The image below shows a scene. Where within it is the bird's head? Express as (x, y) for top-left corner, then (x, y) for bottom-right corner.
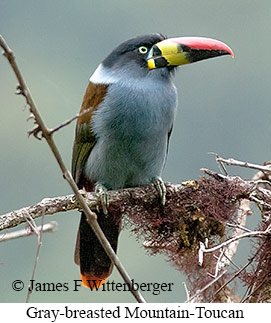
(90, 33), (234, 84)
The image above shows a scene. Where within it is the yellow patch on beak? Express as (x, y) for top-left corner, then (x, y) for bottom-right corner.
(158, 42), (190, 66)
(147, 41), (190, 69)
(162, 52), (190, 66)
(147, 59), (156, 70)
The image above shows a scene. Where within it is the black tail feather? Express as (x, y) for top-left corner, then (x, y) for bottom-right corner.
(75, 211), (121, 279)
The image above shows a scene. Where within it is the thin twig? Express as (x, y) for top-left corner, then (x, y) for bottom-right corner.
(241, 276), (269, 303)
(0, 34), (145, 303)
(185, 270), (227, 303)
(211, 256), (255, 302)
(216, 156), (271, 173)
(25, 216), (40, 236)
(0, 221), (58, 242)
(250, 192), (271, 209)
(26, 213), (45, 303)
(182, 282), (190, 301)
(219, 252), (240, 270)
(48, 108), (92, 135)
(199, 228), (270, 255)
(226, 222), (252, 233)
(208, 249), (225, 278)
(212, 153), (228, 175)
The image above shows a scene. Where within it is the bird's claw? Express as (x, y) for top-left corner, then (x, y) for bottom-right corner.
(95, 183), (109, 215)
(153, 177), (166, 206)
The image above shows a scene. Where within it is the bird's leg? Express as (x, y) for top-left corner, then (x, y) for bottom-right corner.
(152, 176), (166, 206)
(95, 183), (109, 215)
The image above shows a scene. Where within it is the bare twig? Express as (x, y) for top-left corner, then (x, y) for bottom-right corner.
(226, 222), (252, 233)
(0, 221), (58, 242)
(209, 249), (225, 278)
(211, 256), (255, 302)
(241, 276), (269, 303)
(182, 282), (190, 301)
(249, 192), (271, 208)
(216, 156), (271, 173)
(185, 270), (227, 303)
(199, 228), (270, 255)
(26, 213), (45, 303)
(211, 152), (228, 175)
(48, 108), (92, 135)
(0, 34), (145, 303)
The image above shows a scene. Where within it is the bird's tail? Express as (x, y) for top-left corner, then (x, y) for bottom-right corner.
(74, 211), (121, 289)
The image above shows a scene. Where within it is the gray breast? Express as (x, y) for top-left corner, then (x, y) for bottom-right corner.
(84, 78), (177, 189)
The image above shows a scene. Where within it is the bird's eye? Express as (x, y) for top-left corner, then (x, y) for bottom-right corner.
(138, 46), (148, 54)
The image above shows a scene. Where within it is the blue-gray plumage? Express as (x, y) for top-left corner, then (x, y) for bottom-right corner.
(72, 33), (234, 288)
(84, 67), (177, 189)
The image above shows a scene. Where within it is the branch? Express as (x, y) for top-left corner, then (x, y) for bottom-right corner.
(0, 184), (161, 231)
(48, 108), (92, 135)
(0, 174), (260, 232)
(3, 167), (270, 303)
(199, 227), (270, 255)
(0, 221), (58, 242)
(212, 256), (256, 302)
(185, 270), (227, 303)
(26, 213), (45, 303)
(0, 34), (145, 303)
(216, 155), (271, 173)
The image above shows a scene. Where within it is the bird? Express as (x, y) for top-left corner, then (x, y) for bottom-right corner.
(72, 33), (234, 289)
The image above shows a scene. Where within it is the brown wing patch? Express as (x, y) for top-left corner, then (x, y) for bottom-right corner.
(72, 82), (108, 187)
(78, 82), (108, 125)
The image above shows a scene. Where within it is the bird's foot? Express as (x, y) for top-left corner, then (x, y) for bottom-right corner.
(95, 183), (109, 215)
(152, 176), (166, 206)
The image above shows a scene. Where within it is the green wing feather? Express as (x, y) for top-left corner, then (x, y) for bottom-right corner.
(72, 123), (96, 185)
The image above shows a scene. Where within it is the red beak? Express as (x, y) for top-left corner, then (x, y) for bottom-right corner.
(169, 37), (234, 57)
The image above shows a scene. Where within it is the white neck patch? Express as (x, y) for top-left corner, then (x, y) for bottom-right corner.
(89, 63), (174, 92)
(89, 64), (120, 84)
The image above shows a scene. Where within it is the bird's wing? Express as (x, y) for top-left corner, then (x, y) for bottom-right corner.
(72, 81), (108, 186)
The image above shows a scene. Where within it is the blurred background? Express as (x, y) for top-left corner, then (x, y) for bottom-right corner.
(0, 0), (270, 302)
